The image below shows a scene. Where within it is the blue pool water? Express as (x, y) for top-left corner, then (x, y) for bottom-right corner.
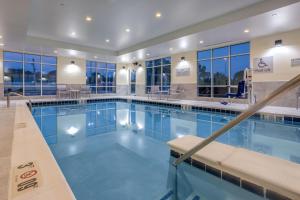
(32, 101), (300, 200)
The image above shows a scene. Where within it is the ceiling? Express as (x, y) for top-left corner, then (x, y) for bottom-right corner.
(27, 0), (261, 51)
(1, 0), (300, 63)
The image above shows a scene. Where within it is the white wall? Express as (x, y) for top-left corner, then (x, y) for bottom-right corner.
(251, 28), (300, 82)
(171, 51), (197, 84)
(0, 49), (3, 84)
(57, 56), (86, 85)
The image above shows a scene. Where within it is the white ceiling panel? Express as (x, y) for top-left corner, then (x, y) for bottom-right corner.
(27, 0), (262, 51)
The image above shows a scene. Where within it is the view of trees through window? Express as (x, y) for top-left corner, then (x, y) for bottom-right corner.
(145, 57), (171, 93)
(3, 51), (57, 96)
(86, 61), (116, 93)
(197, 42), (250, 97)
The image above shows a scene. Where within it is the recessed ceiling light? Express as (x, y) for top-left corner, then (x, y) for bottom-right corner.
(244, 29), (250, 33)
(155, 12), (162, 18)
(105, 39), (110, 43)
(169, 47), (173, 51)
(272, 13), (277, 17)
(0, 43), (4, 46)
(146, 53), (150, 56)
(71, 32), (76, 37)
(85, 16), (92, 22)
(125, 28), (131, 33)
(199, 40), (204, 44)
(94, 56), (98, 59)
(54, 50), (58, 54)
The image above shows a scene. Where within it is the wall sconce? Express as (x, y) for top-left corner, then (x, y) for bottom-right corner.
(181, 56), (185, 61)
(275, 39), (282, 47)
(122, 66), (126, 69)
(70, 60), (75, 64)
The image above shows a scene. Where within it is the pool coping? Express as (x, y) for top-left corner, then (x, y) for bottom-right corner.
(168, 135), (300, 200)
(8, 105), (75, 200)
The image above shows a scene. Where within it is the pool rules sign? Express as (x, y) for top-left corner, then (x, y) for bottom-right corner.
(12, 161), (42, 197)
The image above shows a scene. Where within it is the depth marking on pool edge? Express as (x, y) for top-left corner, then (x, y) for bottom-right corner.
(12, 161), (42, 197)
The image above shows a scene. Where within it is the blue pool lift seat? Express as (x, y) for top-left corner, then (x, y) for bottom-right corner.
(226, 80), (246, 98)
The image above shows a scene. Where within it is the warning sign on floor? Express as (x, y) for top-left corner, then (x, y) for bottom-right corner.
(12, 161), (42, 197)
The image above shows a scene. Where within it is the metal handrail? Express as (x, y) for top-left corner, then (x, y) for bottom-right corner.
(6, 92), (33, 111)
(174, 73), (300, 166)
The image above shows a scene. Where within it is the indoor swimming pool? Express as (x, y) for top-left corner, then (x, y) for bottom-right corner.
(31, 100), (300, 200)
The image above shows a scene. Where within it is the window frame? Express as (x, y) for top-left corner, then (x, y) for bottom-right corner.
(86, 60), (116, 94)
(3, 51), (57, 96)
(145, 57), (171, 94)
(197, 42), (250, 98)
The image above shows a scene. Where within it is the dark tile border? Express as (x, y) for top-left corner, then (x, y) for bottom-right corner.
(29, 97), (300, 125)
(170, 150), (292, 200)
(241, 180), (264, 197)
(266, 190), (292, 200)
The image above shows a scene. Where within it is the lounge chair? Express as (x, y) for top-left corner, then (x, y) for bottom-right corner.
(166, 86), (184, 100)
(148, 85), (160, 99)
(57, 85), (69, 99)
(80, 86), (92, 98)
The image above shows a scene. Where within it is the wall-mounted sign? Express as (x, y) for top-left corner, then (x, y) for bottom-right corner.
(12, 161), (42, 197)
(176, 61), (190, 76)
(291, 58), (300, 67)
(253, 56), (273, 73)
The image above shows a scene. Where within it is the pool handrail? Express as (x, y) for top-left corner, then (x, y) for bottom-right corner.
(174, 73), (300, 166)
(6, 92), (33, 111)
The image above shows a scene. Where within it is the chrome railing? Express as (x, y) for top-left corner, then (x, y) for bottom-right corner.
(174, 73), (300, 166)
(6, 92), (33, 111)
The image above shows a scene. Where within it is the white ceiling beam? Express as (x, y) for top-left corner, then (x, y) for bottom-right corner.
(26, 36), (117, 56)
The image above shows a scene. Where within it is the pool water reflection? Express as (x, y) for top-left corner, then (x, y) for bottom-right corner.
(31, 101), (300, 200)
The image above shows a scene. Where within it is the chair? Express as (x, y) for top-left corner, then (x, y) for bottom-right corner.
(57, 85), (69, 99)
(166, 86), (184, 100)
(80, 86), (92, 98)
(226, 81), (246, 99)
(148, 85), (160, 99)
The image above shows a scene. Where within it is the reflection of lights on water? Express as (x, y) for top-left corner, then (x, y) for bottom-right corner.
(97, 111), (100, 115)
(69, 144), (78, 154)
(136, 122), (144, 130)
(137, 137), (144, 148)
(176, 134), (185, 138)
(119, 119), (128, 126)
(120, 134), (129, 144)
(66, 126), (79, 136)
(88, 122), (94, 126)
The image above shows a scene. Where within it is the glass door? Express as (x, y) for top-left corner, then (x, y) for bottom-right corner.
(130, 69), (136, 95)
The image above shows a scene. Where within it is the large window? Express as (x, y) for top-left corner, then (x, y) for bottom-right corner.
(197, 42), (250, 97)
(145, 57), (171, 93)
(3, 51), (57, 96)
(86, 61), (116, 94)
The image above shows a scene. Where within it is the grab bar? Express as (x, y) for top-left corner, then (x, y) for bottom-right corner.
(6, 92), (33, 111)
(174, 73), (300, 166)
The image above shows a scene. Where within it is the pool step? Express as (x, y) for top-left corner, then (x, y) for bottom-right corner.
(168, 135), (300, 200)
(185, 193), (201, 200)
(159, 189), (173, 200)
(158, 189), (201, 200)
